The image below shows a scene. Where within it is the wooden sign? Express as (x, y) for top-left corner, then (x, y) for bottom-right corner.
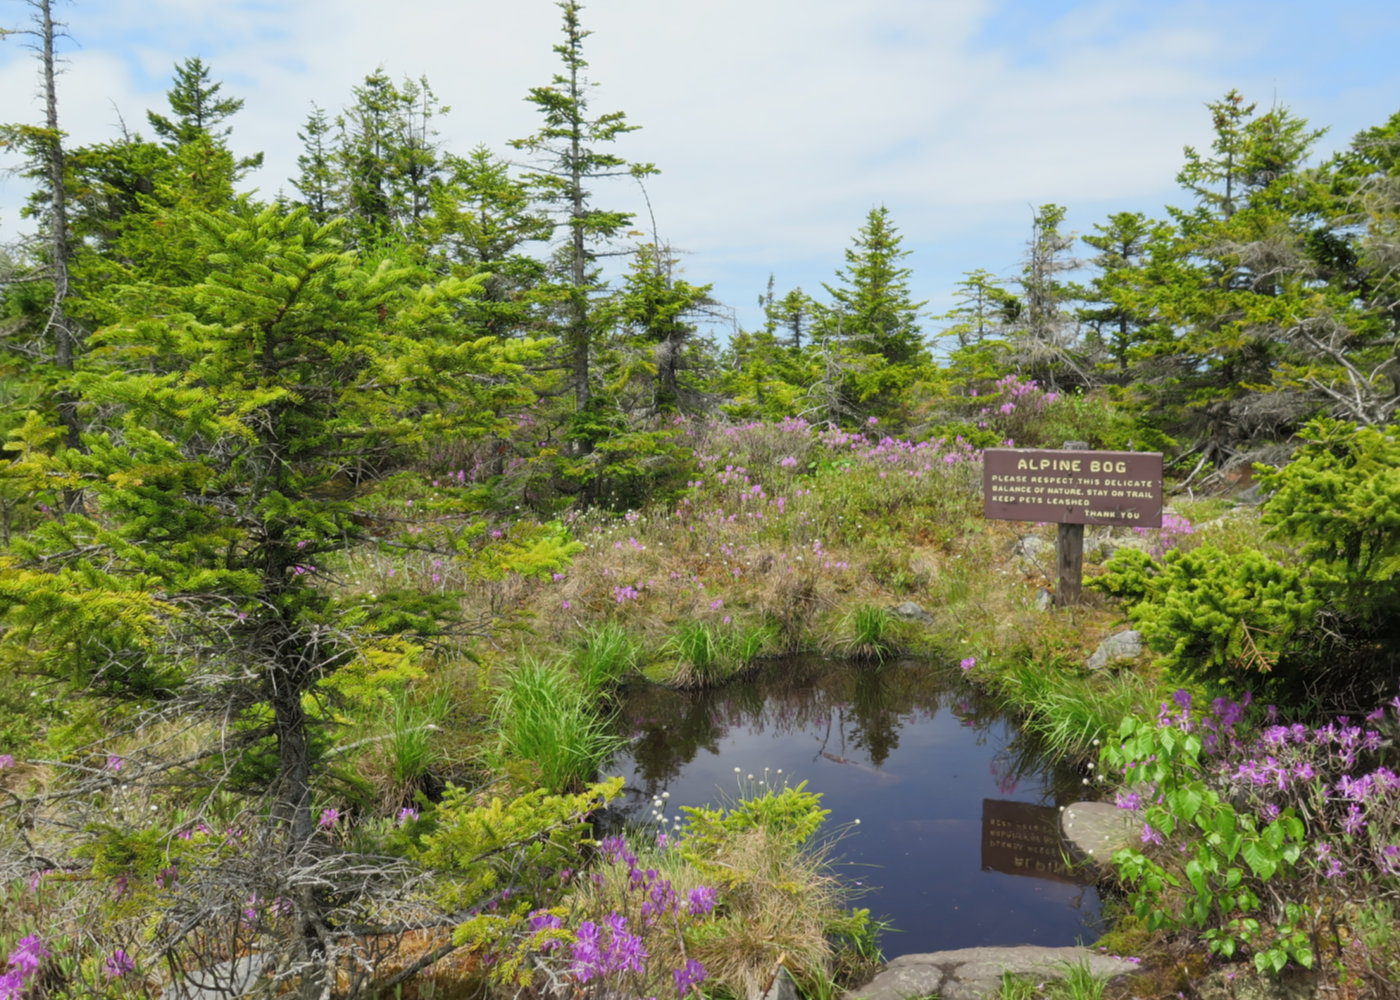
(983, 448), (1163, 529)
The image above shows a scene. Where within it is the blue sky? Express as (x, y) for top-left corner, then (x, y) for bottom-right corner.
(4, 0), (1399, 339)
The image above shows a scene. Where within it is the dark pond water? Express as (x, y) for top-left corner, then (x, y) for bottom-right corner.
(605, 657), (1103, 956)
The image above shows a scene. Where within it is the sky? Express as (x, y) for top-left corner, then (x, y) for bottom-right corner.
(4, 0), (1400, 339)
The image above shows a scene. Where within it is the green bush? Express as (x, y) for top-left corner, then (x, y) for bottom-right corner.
(1090, 419), (1400, 701)
(1092, 544), (1319, 687)
(1258, 418), (1400, 620)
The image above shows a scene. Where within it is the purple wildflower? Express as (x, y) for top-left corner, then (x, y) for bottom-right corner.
(8, 936), (48, 975)
(673, 958), (707, 996)
(687, 885), (718, 916)
(103, 949), (136, 979)
(570, 921), (605, 982)
(529, 910), (564, 952)
(1342, 803), (1368, 836)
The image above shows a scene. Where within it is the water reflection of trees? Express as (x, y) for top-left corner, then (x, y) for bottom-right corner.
(614, 657), (975, 797)
(610, 657), (1091, 811)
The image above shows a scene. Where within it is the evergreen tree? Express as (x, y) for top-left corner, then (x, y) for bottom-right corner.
(423, 145), (552, 338)
(1078, 212), (1175, 379)
(1159, 93), (1331, 461)
(511, 0), (656, 414)
(938, 268), (1018, 351)
(292, 102), (337, 224)
(1177, 89), (1325, 222)
(146, 56), (263, 177)
(1012, 203), (1085, 388)
(822, 205), (926, 366)
(0, 203), (544, 983)
(0, 0), (83, 471)
(335, 70), (447, 247)
(614, 243), (714, 412)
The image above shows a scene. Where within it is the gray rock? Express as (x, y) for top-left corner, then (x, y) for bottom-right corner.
(889, 601), (934, 625)
(1013, 535), (1053, 570)
(1033, 588), (1053, 612)
(1086, 630), (1142, 671)
(759, 964), (799, 1000)
(847, 946), (1140, 1000)
(161, 954), (270, 999)
(1060, 801), (1137, 869)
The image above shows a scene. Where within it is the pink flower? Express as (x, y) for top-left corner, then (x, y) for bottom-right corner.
(959, 657), (976, 671)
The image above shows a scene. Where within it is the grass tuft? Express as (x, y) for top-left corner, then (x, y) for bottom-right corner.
(571, 621), (642, 695)
(665, 619), (776, 688)
(827, 604), (897, 663)
(491, 657), (623, 792)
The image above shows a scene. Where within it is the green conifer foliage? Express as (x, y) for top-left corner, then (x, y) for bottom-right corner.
(0, 204), (543, 845)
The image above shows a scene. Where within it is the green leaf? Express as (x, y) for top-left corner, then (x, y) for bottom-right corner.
(1241, 841), (1278, 880)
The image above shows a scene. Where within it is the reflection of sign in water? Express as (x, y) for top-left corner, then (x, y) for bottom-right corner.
(981, 799), (1091, 886)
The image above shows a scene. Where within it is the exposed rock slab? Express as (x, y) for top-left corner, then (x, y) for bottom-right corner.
(161, 954), (269, 999)
(847, 946), (1139, 1000)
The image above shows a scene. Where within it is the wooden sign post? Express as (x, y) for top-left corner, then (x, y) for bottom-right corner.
(982, 443), (1163, 607)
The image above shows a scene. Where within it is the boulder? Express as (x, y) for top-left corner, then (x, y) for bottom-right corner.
(1086, 630), (1142, 671)
(1060, 801), (1137, 869)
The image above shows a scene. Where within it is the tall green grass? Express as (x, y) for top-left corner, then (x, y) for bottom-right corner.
(827, 604), (897, 663)
(492, 657), (623, 792)
(994, 658), (1156, 758)
(384, 687), (450, 787)
(664, 619), (776, 688)
(571, 621), (642, 695)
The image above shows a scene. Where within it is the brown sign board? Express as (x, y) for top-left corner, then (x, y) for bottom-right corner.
(981, 798), (1091, 886)
(983, 448), (1163, 528)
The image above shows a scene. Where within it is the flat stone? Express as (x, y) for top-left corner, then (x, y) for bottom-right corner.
(847, 946), (1140, 1000)
(161, 954), (270, 999)
(1086, 630), (1143, 671)
(1060, 801), (1138, 868)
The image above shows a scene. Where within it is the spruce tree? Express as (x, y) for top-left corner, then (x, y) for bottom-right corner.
(511, 0), (656, 414)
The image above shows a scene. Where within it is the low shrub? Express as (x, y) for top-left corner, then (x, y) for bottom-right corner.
(1103, 689), (1400, 976)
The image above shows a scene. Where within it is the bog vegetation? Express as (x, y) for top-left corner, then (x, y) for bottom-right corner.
(1, 1), (1399, 998)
